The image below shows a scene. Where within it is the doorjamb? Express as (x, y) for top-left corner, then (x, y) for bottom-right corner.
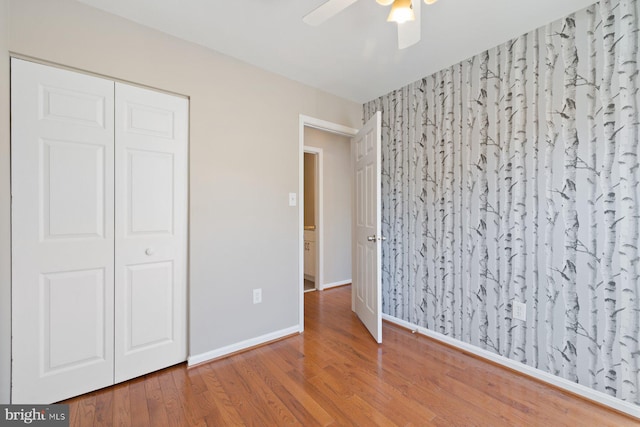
(298, 115), (358, 332)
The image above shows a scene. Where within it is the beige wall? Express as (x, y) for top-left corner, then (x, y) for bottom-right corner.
(304, 127), (352, 286)
(0, 0), (10, 405)
(304, 153), (316, 227)
(0, 0), (361, 400)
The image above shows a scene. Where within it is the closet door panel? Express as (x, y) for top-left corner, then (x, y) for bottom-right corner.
(126, 149), (174, 235)
(11, 59), (115, 404)
(114, 83), (188, 383)
(44, 139), (106, 238)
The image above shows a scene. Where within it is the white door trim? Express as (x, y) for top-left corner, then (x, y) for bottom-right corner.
(298, 115), (358, 332)
(303, 146), (323, 291)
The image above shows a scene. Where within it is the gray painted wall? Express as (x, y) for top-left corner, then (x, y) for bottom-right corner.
(0, 0), (361, 401)
(0, 0), (11, 405)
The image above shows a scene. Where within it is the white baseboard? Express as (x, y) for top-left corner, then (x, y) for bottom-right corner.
(321, 279), (351, 290)
(187, 325), (300, 366)
(382, 313), (640, 419)
(304, 274), (315, 282)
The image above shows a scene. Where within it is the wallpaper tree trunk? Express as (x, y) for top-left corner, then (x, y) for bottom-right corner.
(585, 4), (599, 389)
(464, 57), (477, 342)
(531, 28), (541, 370)
(502, 41), (515, 358)
(560, 14), (580, 384)
(437, 72), (447, 334)
(544, 21), (560, 377)
(619, 0), (640, 404)
(478, 51), (490, 350)
(598, 0), (619, 397)
(457, 63), (465, 341)
(513, 34), (528, 364)
(430, 74), (439, 328)
(491, 46), (503, 354)
(444, 67), (456, 337)
(365, 0), (640, 407)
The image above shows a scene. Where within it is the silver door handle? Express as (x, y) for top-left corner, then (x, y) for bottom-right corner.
(367, 235), (386, 242)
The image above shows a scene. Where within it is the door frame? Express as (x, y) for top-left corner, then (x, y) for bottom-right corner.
(298, 115), (358, 332)
(303, 146), (322, 292)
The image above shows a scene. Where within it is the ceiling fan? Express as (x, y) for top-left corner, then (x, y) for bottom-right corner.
(303, 0), (439, 49)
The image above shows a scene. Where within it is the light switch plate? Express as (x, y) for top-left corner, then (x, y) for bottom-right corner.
(289, 192), (297, 206)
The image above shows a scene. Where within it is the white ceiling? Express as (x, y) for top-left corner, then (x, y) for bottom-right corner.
(75, 0), (596, 103)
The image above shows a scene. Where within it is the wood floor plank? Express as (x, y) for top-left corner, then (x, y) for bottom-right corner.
(213, 358), (282, 426)
(143, 376), (170, 427)
(63, 285), (640, 426)
(156, 368), (188, 427)
(167, 367), (206, 427)
(127, 378), (150, 427)
(250, 347), (334, 426)
(305, 370), (379, 426)
(330, 359), (437, 424)
(194, 364), (244, 425)
(70, 392), (96, 427)
(232, 352), (304, 425)
(111, 383), (131, 427)
(282, 368), (357, 426)
(66, 399), (79, 427)
(92, 388), (114, 427)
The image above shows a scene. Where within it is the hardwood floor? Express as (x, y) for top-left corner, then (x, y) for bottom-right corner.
(64, 286), (639, 426)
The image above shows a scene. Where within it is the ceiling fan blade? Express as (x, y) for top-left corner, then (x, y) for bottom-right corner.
(397, 0), (421, 49)
(303, 0), (360, 26)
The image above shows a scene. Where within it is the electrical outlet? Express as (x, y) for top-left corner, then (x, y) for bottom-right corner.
(513, 300), (526, 322)
(288, 192), (297, 206)
(253, 288), (262, 304)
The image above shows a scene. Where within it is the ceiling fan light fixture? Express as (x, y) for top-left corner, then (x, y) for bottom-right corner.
(376, 0), (394, 5)
(424, 0), (438, 4)
(387, 0), (415, 24)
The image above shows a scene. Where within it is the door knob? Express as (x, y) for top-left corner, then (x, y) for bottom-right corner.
(145, 248), (155, 256)
(367, 235), (386, 242)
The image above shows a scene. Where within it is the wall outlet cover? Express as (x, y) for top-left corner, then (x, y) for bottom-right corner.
(253, 288), (262, 304)
(513, 301), (526, 322)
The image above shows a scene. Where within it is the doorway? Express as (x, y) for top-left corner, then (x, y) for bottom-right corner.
(298, 115), (359, 331)
(303, 150), (321, 293)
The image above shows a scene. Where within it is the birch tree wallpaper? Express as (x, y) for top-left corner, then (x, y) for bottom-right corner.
(363, 0), (640, 405)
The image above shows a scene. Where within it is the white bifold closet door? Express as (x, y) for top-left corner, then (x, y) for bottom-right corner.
(114, 82), (187, 384)
(11, 59), (187, 404)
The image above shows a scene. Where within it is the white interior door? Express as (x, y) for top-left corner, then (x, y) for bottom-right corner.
(352, 112), (382, 343)
(114, 83), (188, 383)
(11, 58), (115, 403)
